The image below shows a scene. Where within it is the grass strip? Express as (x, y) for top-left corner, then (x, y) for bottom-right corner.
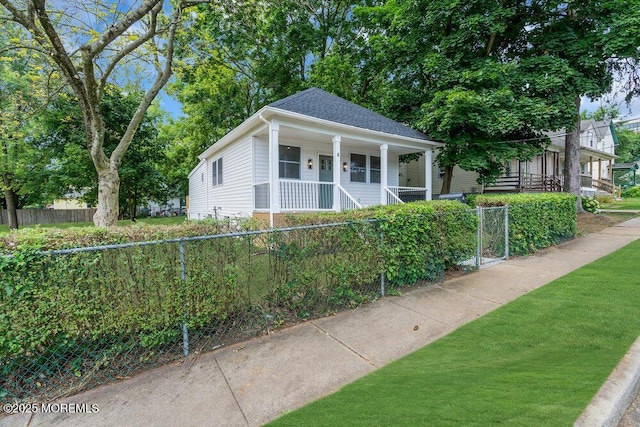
(270, 239), (640, 426)
(600, 197), (640, 210)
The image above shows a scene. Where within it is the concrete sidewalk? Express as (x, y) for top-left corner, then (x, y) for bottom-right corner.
(4, 218), (640, 427)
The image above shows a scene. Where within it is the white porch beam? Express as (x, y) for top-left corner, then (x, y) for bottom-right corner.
(380, 144), (388, 205)
(269, 120), (281, 226)
(333, 135), (341, 211)
(425, 148), (433, 200)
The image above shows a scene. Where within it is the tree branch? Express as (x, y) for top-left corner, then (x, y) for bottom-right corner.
(98, 1), (163, 97)
(110, 3), (181, 166)
(88, 0), (162, 57)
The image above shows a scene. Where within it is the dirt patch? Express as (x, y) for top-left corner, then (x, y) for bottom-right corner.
(577, 212), (639, 236)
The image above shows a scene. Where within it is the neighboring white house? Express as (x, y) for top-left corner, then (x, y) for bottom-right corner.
(401, 119), (618, 196)
(187, 88), (442, 226)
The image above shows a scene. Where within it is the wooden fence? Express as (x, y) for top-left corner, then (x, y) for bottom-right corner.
(0, 209), (97, 226)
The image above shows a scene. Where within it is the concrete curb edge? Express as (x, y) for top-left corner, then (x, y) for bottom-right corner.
(575, 336), (640, 427)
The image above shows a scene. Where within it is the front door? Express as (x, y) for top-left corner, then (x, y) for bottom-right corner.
(319, 155), (333, 209)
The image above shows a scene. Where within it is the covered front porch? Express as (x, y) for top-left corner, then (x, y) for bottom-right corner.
(485, 148), (619, 196)
(251, 118), (436, 225)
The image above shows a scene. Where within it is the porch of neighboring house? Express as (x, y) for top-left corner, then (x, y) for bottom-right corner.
(484, 149), (620, 196)
(250, 121), (434, 225)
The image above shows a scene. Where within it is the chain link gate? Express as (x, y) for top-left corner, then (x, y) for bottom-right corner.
(475, 206), (509, 267)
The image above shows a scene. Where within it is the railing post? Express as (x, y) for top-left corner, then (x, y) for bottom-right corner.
(504, 206), (509, 260)
(476, 207), (481, 269)
(179, 240), (189, 357)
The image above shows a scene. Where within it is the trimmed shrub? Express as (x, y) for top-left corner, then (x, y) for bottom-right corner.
(474, 193), (577, 255)
(581, 196), (599, 213)
(284, 201), (478, 285)
(0, 217), (259, 253)
(622, 186), (640, 198)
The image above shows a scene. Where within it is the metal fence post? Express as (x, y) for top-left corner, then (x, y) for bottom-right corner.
(179, 240), (189, 357)
(380, 230), (385, 297)
(476, 207), (481, 268)
(504, 205), (509, 260)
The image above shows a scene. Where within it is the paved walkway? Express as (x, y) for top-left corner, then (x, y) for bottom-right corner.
(3, 218), (640, 427)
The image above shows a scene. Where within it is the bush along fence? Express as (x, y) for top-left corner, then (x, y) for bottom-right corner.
(473, 193), (577, 256)
(0, 196), (575, 405)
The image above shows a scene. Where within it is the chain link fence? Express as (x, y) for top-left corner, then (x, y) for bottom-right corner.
(1, 207), (507, 406)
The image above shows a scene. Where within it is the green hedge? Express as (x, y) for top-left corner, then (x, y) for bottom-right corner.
(0, 202), (477, 402)
(473, 193), (577, 255)
(2, 196), (577, 401)
(284, 201), (478, 285)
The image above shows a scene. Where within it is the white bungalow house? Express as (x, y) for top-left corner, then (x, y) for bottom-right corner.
(401, 119), (618, 197)
(187, 88), (442, 226)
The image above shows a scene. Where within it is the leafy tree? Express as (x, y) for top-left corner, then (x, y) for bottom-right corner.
(0, 0), (197, 226)
(0, 23), (61, 228)
(39, 88), (169, 220)
(614, 128), (640, 164)
(165, 0), (365, 188)
(581, 105), (620, 121)
(522, 0), (640, 208)
(357, 0), (575, 193)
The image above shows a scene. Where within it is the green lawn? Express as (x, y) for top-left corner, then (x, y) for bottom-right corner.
(0, 215), (186, 234)
(599, 197), (640, 210)
(269, 239), (640, 426)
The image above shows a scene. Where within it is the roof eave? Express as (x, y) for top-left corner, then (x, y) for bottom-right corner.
(268, 107), (443, 148)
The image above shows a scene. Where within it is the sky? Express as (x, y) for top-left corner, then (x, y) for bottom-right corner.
(582, 95), (640, 121)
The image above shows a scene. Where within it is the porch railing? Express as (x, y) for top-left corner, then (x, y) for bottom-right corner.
(591, 177), (621, 197)
(385, 186), (429, 204)
(253, 180), (364, 211)
(338, 185), (362, 210)
(279, 180), (334, 211)
(485, 173), (563, 193)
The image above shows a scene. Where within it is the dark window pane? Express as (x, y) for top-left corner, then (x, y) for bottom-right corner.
(217, 158), (223, 185)
(350, 153), (366, 182)
(279, 145), (301, 179)
(370, 156), (381, 183)
(279, 145), (300, 162)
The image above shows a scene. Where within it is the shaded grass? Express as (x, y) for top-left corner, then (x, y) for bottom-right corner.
(600, 197), (640, 210)
(270, 240), (640, 426)
(0, 216), (186, 234)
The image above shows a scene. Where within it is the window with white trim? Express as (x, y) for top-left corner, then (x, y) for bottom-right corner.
(350, 153), (366, 182)
(279, 145), (301, 179)
(212, 157), (223, 186)
(370, 156), (381, 183)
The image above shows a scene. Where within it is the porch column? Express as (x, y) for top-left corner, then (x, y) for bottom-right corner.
(269, 120), (280, 226)
(598, 159), (602, 179)
(608, 159), (612, 180)
(332, 135), (341, 211)
(424, 148), (433, 200)
(380, 144), (388, 205)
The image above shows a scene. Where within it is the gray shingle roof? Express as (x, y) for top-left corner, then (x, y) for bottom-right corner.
(269, 88), (428, 140)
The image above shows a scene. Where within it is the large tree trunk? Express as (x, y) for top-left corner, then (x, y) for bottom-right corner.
(3, 186), (19, 230)
(564, 95), (583, 212)
(440, 165), (454, 194)
(93, 167), (120, 227)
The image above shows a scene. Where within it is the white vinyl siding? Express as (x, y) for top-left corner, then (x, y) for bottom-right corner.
(187, 162), (208, 219)
(207, 137), (253, 218)
(253, 137), (269, 182)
